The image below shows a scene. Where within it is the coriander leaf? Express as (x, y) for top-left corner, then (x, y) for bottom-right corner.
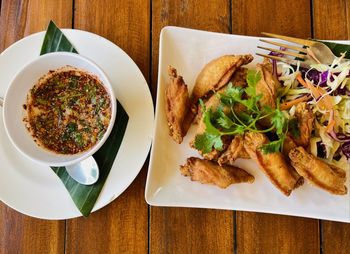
(240, 97), (256, 111)
(246, 69), (261, 97)
(194, 133), (223, 154)
(237, 112), (254, 124)
(289, 118), (300, 138)
(195, 107), (227, 153)
(262, 105), (273, 114)
(216, 108), (235, 129)
(203, 110), (221, 135)
(271, 109), (286, 135)
(225, 83), (243, 99)
(220, 84), (243, 106)
(260, 139), (283, 154)
(221, 124), (246, 135)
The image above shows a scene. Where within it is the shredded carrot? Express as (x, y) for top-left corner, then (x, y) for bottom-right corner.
(296, 73), (333, 110)
(280, 94), (311, 110)
(326, 109), (335, 133)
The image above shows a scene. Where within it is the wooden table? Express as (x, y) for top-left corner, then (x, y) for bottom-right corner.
(0, 1), (349, 253)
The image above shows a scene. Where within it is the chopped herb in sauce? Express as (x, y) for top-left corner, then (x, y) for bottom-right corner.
(24, 66), (112, 154)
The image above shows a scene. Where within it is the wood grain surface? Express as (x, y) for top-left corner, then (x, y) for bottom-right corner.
(65, 1), (150, 253)
(313, 0), (350, 40)
(231, 0), (311, 38)
(236, 212), (319, 254)
(0, 0), (71, 253)
(151, 0), (230, 97)
(0, 1), (350, 254)
(150, 1), (234, 254)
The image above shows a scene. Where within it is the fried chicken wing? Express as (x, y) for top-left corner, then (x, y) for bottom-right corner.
(255, 59), (281, 109)
(192, 54), (253, 102)
(229, 67), (248, 88)
(244, 132), (303, 196)
(218, 135), (250, 166)
(180, 157), (254, 188)
(289, 147), (347, 195)
(292, 103), (314, 147)
(165, 66), (194, 143)
(282, 135), (298, 158)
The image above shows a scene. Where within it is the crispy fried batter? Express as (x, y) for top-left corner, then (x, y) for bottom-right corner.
(192, 55), (253, 102)
(281, 135), (304, 188)
(180, 157), (254, 188)
(165, 66), (194, 143)
(229, 67), (248, 88)
(292, 103), (314, 147)
(218, 135), (250, 166)
(282, 135), (298, 158)
(244, 132), (303, 196)
(289, 147), (347, 195)
(255, 59), (281, 109)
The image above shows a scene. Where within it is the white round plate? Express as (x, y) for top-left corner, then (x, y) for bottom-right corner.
(0, 29), (154, 220)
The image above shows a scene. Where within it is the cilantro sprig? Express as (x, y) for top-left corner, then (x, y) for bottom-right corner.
(194, 69), (289, 154)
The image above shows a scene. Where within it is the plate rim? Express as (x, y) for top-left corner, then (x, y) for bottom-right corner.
(145, 25), (350, 222)
(0, 29), (154, 220)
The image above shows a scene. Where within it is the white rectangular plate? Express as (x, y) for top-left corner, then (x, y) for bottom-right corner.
(145, 26), (350, 222)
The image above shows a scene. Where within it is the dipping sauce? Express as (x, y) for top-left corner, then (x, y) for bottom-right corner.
(23, 66), (112, 154)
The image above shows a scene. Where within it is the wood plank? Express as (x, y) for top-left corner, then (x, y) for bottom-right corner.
(313, 1), (350, 253)
(232, 0), (311, 37)
(151, 0), (231, 98)
(66, 1), (150, 253)
(0, 0), (71, 253)
(150, 1), (234, 253)
(232, 1), (320, 253)
(151, 208), (234, 253)
(0, 0), (72, 50)
(313, 0), (349, 40)
(66, 168), (148, 253)
(237, 212), (319, 254)
(74, 0), (150, 81)
(0, 206), (65, 254)
(322, 221), (350, 254)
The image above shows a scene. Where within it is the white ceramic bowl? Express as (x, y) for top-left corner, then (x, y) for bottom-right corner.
(3, 52), (117, 167)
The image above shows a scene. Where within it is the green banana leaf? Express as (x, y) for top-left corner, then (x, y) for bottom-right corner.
(42, 20), (129, 217)
(320, 41), (350, 59)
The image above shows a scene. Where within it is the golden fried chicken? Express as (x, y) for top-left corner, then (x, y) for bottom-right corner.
(192, 54), (253, 103)
(229, 67), (248, 88)
(180, 157), (254, 188)
(292, 103), (314, 147)
(244, 132), (303, 196)
(282, 135), (298, 158)
(289, 147), (347, 195)
(255, 59), (281, 109)
(218, 135), (250, 166)
(165, 66), (194, 143)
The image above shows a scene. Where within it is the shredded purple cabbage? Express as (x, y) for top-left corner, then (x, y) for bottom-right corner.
(269, 47), (287, 78)
(341, 142), (350, 159)
(316, 141), (327, 158)
(296, 66), (350, 95)
(334, 85), (350, 96)
(328, 131), (350, 143)
(268, 47), (286, 57)
(298, 67), (328, 86)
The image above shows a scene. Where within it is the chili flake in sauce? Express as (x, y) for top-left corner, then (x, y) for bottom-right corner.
(24, 66), (112, 154)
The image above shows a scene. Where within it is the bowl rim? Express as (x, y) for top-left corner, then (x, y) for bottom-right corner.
(2, 51), (117, 167)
